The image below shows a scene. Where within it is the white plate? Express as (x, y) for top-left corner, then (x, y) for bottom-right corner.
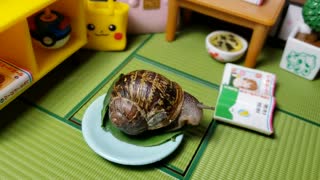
(82, 94), (183, 166)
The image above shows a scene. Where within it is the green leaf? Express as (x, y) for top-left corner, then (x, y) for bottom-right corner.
(104, 117), (183, 147)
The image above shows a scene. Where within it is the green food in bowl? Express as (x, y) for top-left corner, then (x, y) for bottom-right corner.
(209, 33), (243, 52)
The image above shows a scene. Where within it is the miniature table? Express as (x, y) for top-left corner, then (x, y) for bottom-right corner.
(166, 0), (286, 68)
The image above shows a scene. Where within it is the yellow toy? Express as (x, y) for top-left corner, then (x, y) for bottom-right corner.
(84, 0), (129, 51)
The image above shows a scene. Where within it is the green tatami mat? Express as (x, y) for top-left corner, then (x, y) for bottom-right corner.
(21, 35), (150, 118)
(2, 21), (319, 180)
(190, 111), (320, 180)
(137, 26), (226, 85)
(137, 26), (320, 124)
(0, 100), (175, 179)
(72, 58), (218, 173)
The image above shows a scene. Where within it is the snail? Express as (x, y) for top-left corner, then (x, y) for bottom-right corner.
(102, 70), (214, 135)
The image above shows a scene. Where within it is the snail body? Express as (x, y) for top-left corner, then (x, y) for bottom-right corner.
(104, 70), (210, 135)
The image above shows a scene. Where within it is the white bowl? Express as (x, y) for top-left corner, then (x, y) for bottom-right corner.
(205, 31), (248, 63)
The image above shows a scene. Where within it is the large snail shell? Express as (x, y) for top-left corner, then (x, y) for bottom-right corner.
(108, 70), (184, 135)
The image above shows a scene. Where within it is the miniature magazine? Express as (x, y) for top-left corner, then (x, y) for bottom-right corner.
(214, 63), (276, 135)
(0, 58), (32, 105)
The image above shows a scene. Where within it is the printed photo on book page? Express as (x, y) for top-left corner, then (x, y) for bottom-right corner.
(221, 63), (276, 96)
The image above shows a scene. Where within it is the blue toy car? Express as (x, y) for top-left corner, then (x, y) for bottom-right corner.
(28, 10), (71, 48)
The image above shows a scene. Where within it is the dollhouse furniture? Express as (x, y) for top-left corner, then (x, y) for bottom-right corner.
(0, 0), (87, 109)
(166, 0), (286, 68)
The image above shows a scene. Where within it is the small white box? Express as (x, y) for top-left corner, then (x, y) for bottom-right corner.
(280, 25), (320, 80)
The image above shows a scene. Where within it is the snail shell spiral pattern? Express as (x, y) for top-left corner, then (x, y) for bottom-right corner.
(108, 70), (184, 135)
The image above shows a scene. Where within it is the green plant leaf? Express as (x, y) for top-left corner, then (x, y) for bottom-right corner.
(103, 116), (183, 147)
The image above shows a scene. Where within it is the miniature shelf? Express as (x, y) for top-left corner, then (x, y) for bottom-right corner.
(0, 0), (87, 109)
(0, 0), (55, 32)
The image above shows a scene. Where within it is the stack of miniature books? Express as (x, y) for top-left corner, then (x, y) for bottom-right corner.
(0, 58), (32, 105)
(214, 63), (276, 135)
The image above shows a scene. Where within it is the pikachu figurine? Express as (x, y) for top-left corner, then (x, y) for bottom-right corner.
(84, 0), (129, 51)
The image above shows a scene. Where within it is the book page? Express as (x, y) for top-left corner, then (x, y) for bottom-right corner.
(215, 85), (275, 135)
(222, 63), (276, 96)
(214, 63), (277, 135)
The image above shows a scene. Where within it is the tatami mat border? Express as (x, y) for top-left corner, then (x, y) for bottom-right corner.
(159, 166), (184, 179)
(278, 109), (320, 127)
(184, 121), (218, 179)
(20, 97), (78, 129)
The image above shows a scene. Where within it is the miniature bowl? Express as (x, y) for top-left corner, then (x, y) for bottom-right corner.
(205, 30), (248, 63)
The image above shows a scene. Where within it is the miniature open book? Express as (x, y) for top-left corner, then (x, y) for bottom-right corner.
(214, 63), (276, 135)
(0, 58), (32, 105)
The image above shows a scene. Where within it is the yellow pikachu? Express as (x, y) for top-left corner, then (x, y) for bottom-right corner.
(84, 0), (129, 51)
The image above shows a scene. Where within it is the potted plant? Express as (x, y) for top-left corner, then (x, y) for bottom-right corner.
(279, 0), (320, 80)
(303, 0), (320, 33)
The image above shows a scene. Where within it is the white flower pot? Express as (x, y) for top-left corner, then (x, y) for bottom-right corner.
(280, 24), (320, 80)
